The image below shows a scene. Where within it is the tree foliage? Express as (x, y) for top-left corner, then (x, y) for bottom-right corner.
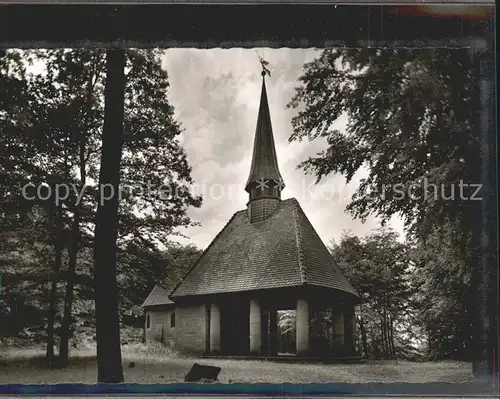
(288, 48), (478, 238)
(0, 49), (202, 365)
(330, 228), (419, 360)
(288, 48), (481, 362)
(408, 223), (472, 360)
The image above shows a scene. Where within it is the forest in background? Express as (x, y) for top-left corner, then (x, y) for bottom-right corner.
(1, 48), (480, 367)
(1, 49), (202, 368)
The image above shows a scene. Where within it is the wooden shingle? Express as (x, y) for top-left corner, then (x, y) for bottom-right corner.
(170, 198), (359, 299)
(142, 285), (175, 308)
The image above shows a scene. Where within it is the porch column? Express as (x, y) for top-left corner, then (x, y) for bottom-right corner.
(344, 305), (356, 354)
(332, 309), (345, 350)
(210, 303), (221, 354)
(296, 299), (309, 356)
(249, 300), (261, 355)
(261, 309), (269, 356)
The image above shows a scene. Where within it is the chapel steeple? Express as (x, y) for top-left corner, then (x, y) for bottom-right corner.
(245, 69), (285, 223)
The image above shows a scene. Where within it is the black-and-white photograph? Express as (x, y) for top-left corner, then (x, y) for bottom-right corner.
(0, 8), (497, 391)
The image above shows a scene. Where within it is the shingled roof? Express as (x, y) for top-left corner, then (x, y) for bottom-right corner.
(170, 198), (359, 299)
(141, 285), (175, 308)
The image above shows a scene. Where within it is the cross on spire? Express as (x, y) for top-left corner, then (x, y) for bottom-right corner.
(256, 50), (271, 77)
(259, 57), (271, 77)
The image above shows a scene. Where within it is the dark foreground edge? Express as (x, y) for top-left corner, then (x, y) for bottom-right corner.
(0, 3), (496, 397)
(0, 5), (494, 48)
(0, 382), (497, 396)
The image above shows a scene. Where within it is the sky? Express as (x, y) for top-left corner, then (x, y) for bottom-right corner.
(161, 48), (405, 250)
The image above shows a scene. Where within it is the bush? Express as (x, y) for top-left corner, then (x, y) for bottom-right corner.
(122, 341), (178, 358)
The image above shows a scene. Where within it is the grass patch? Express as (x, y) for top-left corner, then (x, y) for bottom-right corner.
(0, 344), (474, 384)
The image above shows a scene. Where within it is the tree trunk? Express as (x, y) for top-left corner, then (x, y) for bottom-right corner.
(383, 297), (393, 359)
(46, 247), (62, 366)
(380, 317), (388, 359)
(58, 210), (80, 367)
(370, 328), (379, 359)
(46, 205), (63, 367)
(93, 49), (126, 383)
(378, 308), (387, 360)
(359, 314), (368, 358)
(427, 327), (432, 358)
(389, 312), (396, 359)
(58, 67), (93, 368)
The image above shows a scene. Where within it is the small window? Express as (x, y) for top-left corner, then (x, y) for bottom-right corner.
(170, 312), (175, 328)
(146, 314), (151, 329)
(251, 189), (262, 200)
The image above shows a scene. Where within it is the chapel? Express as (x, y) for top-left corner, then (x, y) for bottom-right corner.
(142, 70), (360, 359)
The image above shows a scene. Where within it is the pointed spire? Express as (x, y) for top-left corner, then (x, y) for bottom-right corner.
(245, 72), (284, 193)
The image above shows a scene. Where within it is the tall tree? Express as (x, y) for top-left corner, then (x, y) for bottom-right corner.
(93, 49), (126, 383)
(288, 49), (478, 237)
(288, 48), (487, 372)
(330, 228), (417, 360)
(408, 223), (473, 361)
(44, 202), (65, 366)
(24, 49), (200, 366)
(50, 50), (104, 366)
(1, 50), (69, 363)
(2, 50), (202, 365)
